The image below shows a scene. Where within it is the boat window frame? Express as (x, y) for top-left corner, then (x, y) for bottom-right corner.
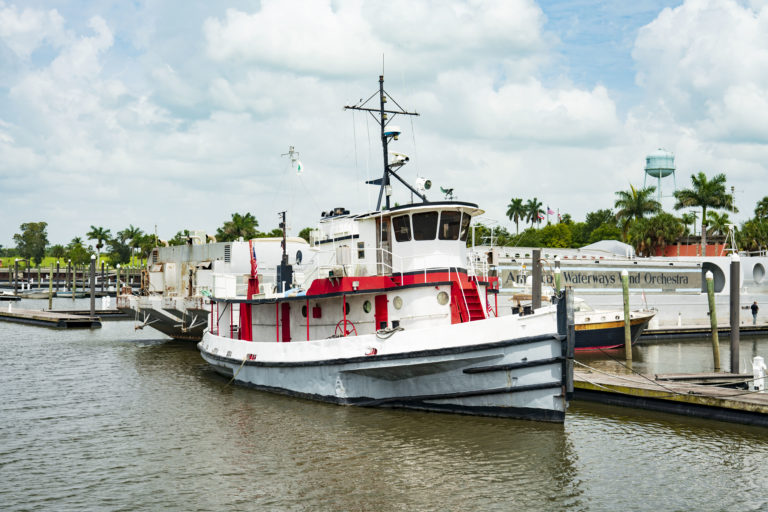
(459, 212), (471, 242)
(392, 214), (412, 242)
(412, 211), (439, 241)
(438, 210), (462, 241)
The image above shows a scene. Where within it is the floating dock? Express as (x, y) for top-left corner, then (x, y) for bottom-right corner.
(56, 309), (130, 321)
(641, 324), (768, 341)
(574, 367), (768, 427)
(0, 308), (101, 328)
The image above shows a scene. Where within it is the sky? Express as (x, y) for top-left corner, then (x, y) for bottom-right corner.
(2, 0), (768, 248)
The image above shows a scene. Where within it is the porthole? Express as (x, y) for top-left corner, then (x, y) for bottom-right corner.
(437, 291), (449, 305)
(363, 300), (372, 313)
(301, 305), (307, 317)
(754, 263), (765, 284)
(345, 302), (351, 315)
(393, 296), (403, 310)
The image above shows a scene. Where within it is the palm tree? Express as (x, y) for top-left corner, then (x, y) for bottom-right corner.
(680, 212), (696, 236)
(614, 185), (661, 241)
(216, 212), (259, 242)
(673, 172), (736, 256)
(755, 196), (768, 220)
(119, 225), (144, 264)
(69, 237), (83, 248)
(506, 198), (526, 234)
(706, 211), (731, 237)
(86, 226), (112, 266)
(525, 198), (544, 227)
(629, 213), (684, 257)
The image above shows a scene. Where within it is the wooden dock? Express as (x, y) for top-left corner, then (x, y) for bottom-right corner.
(55, 309), (130, 321)
(641, 324), (768, 340)
(0, 308), (101, 328)
(574, 366), (768, 427)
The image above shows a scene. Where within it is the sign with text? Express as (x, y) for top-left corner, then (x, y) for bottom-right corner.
(499, 265), (702, 291)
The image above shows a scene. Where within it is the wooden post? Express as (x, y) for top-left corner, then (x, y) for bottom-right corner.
(554, 267), (561, 295)
(566, 287), (575, 398)
(73, 264), (77, 303)
(532, 249), (542, 310)
(37, 265), (41, 288)
(116, 265), (121, 296)
(66, 260), (71, 291)
(13, 259), (18, 295)
(706, 271), (721, 371)
(621, 269), (632, 363)
(101, 262), (105, 293)
(730, 254), (740, 374)
(48, 263), (54, 310)
(89, 255), (96, 318)
(55, 260), (60, 293)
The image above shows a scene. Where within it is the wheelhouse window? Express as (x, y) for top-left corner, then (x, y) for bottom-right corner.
(439, 211), (462, 240)
(459, 213), (471, 242)
(412, 211), (438, 240)
(392, 215), (412, 242)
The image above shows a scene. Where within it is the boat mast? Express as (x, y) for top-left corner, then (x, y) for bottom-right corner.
(345, 75), (425, 210)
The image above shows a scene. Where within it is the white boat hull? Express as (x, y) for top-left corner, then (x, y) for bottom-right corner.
(199, 311), (569, 422)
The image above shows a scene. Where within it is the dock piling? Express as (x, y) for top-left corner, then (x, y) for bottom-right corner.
(532, 249), (542, 310)
(621, 269), (632, 363)
(48, 263), (53, 310)
(730, 254), (741, 374)
(89, 255), (96, 318)
(706, 270), (721, 371)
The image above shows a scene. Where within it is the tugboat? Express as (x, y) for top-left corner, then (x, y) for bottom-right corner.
(198, 76), (575, 422)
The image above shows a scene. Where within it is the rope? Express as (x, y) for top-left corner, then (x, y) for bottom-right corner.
(376, 326), (404, 339)
(575, 360), (681, 398)
(576, 359), (768, 399)
(225, 355), (248, 387)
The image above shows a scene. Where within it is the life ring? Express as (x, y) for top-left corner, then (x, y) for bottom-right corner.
(335, 319), (358, 337)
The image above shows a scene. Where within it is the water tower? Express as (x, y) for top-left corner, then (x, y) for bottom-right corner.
(643, 148), (676, 200)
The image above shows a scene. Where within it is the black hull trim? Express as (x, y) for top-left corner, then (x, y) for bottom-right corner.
(463, 356), (564, 374)
(207, 362), (565, 422)
(575, 321), (650, 349)
(201, 332), (560, 368)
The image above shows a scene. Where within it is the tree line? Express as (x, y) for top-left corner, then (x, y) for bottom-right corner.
(489, 171), (767, 256)
(1, 213), (312, 268)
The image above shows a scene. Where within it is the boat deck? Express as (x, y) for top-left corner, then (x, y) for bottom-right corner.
(0, 308), (101, 328)
(574, 367), (768, 427)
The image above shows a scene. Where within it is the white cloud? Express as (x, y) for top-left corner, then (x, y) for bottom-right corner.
(4, 0), (768, 249)
(0, 3), (66, 59)
(634, 0), (768, 141)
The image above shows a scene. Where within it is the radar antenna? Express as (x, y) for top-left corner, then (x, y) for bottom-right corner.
(282, 146), (301, 171)
(345, 76), (423, 210)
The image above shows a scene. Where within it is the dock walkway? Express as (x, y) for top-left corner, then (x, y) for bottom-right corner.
(0, 308), (101, 328)
(641, 324), (768, 340)
(574, 366), (768, 427)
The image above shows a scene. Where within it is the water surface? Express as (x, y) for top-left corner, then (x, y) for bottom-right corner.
(1, 299), (767, 511)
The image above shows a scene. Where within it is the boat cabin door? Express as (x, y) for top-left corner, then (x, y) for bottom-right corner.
(376, 217), (392, 275)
